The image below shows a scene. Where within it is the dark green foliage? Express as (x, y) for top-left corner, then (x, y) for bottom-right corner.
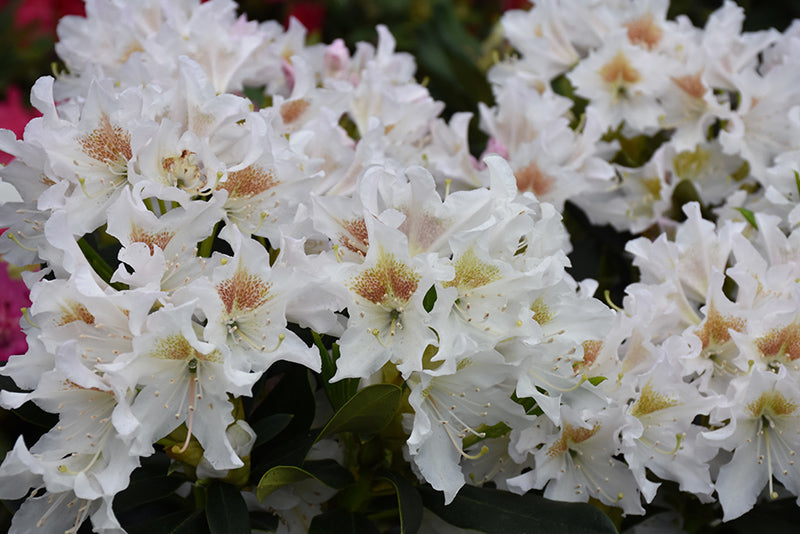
(309, 508), (380, 534)
(378, 469), (423, 534)
(206, 481), (251, 534)
(421, 484), (618, 534)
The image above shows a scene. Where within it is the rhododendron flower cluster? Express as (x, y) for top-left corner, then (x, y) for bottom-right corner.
(487, 0), (800, 232)
(1, 0), (800, 532)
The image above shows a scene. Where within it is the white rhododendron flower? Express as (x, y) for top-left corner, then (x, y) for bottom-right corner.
(568, 33), (670, 133)
(704, 367), (800, 520)
(3, 0), (800, 531)
(405, 352), (527, 504)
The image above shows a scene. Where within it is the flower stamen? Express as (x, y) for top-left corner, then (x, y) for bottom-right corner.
(176, 360), (198, 454)
(6, 231), (37, 252)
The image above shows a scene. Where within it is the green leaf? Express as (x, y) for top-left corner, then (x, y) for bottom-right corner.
(669, 179), (704, 220)
(551, 74), (589, 130)
(246, 364), (316, 438)
(422, 286), (437, 313)
(612, 130), (672, 168)
(256, 460), (353, 501)
(114, 474), (186, 513)
(206, 481), (250, 534)
(113, 454), (189, 531)
(302, 459), (355, 488)
(313, 332), (360, 411)
(378, 470), (423, 534)
(726, 496), (800, 533)
(12, 401), (58, 429)
(115, 456), (198, 533)
(316, 383), (402, 442)
(251, 431), (318, 482)
(0, 374), (20, 392)
(588, 376), (608, 386)
(338, 112), (361, 141)
(250, 511), (279, 532)
(197, 221), (222, 258)
(167, 510), (209, 534)
(462, 422), (511, 449)
(309, 509), (379, 534)
(314, 332), (335, 380)
(256, 466), (310, 501)
(421, 485), (617, 534)
(125, 509), (207, 534)
(252, 413), (294, 449)
(242, 86), (269, 109)
(736, 207), (758, 230)
(795, 170), (800, 197)
(510, 392), (545, 416)
(77, 236), (128, 291)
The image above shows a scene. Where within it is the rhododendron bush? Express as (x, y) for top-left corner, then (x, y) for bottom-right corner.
(2, 0), (800, 532)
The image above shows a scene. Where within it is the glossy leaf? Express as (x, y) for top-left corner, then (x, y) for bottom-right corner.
(462, 422), (511, 450)
(256, 465), (309, 501)
(114, 474), (186, 513)
(309, 509), (379, 534)
(313, 332), (360, 411)
(316, 383), (402, 442)
(250, 511), (279, 532)
(125, 509), (207, 534)
(256, 460), (353, 501)
(252, 413), (294, 449)
(795, 170), (800, 197)
(736, 207), (758, 229)
(115, 455), (194, 532)
(0, 377), (57, 430)
(378, 470), (423, 534)
(251, 431), (318, 481)
(77, 235), (127, 291)
(421, 485), (617, 534)
(303, 460), (356, 488)
(168, 510), (209, 534)
(206, 481), (250, 534)
(422, 286), (437, 313)
(11, 400), (58, 429)
(723, 496), (800, 533)
(247, 363), (316, 438)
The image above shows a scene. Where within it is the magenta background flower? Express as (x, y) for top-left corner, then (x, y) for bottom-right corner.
(10, 0), (85, 35)
(287, 1), (325, 33)
(0, 85), (41, 165)
(0, 255), (30, 361)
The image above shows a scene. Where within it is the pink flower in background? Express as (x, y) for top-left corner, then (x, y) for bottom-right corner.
(287, 1), (325, 33)
(259, 0), (325, 32)
(0, 257), (30, 361)
(0, 0), (83, 163)
(10, 0), (85, 35)
(0, 85), (40, 164)
(502, 0), (530, 9)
